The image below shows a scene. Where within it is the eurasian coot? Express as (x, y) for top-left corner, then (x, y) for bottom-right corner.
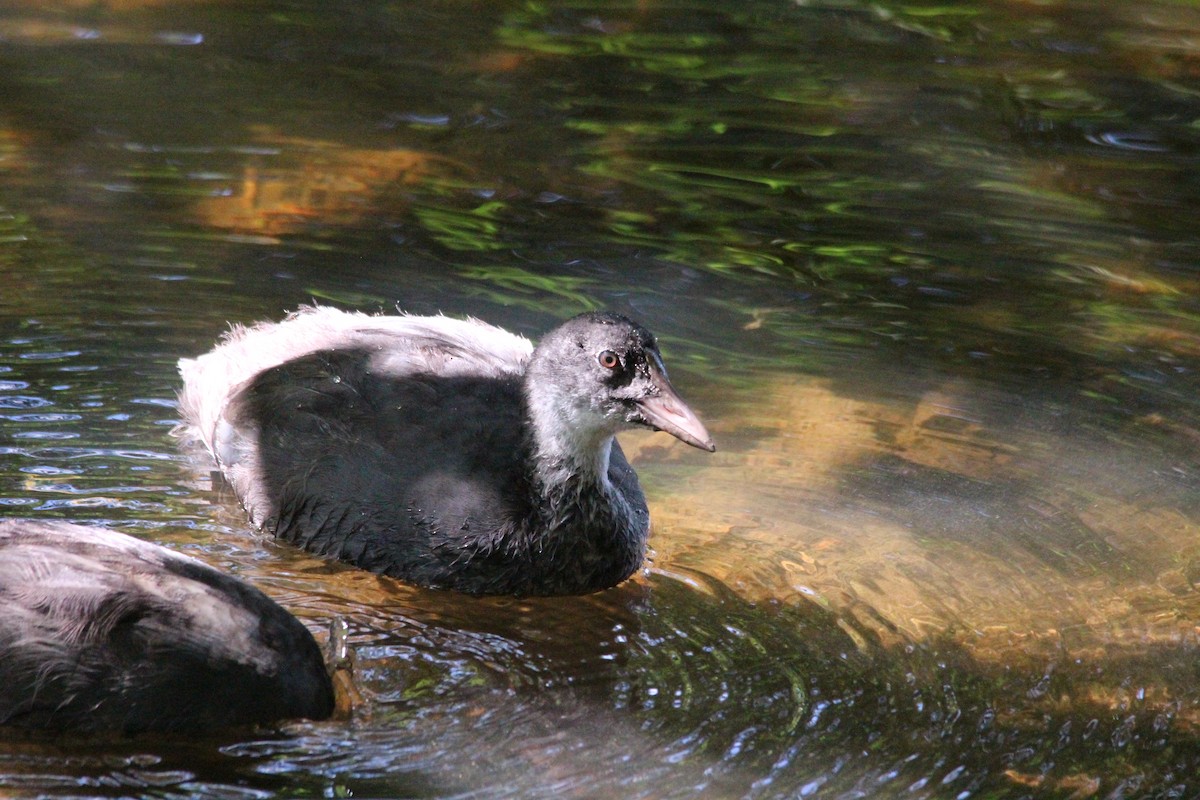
(177, 307), (714, 596)
(0, 519), (334, 734)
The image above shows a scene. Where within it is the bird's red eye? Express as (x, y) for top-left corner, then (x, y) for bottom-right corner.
(598, 350), (620, 370)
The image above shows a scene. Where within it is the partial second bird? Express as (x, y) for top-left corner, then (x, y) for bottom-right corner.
(0, 519), (333, 733)
(177, 307), (714, 597)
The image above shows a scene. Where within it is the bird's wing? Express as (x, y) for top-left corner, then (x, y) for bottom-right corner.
(176, 305), (533, 468)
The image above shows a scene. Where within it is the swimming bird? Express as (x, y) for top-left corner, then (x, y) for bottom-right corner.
(177, 306), (714, 596)
(0, 519), (334, 734)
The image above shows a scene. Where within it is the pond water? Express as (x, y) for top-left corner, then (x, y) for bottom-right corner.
(2, 0), (1200, 797)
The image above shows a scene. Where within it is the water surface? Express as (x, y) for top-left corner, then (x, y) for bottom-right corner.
(2, 0), (1200, 797)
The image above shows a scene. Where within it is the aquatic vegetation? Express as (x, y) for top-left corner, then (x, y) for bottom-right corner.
(413, 201), (512, 252)
(457, 265), (599, 310)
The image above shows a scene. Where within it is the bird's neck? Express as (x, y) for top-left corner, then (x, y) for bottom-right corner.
(505, 390), (645, 595)
(530, 429), (613, 497)
(521, 432), (643, 595)
(522, 378), (616, 496)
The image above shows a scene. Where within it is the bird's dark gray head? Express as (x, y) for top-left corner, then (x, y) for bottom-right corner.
(524, 313), (715, 467)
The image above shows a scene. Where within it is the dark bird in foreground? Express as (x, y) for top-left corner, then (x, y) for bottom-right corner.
(177, 307), (715, 596)
(0, 519), (334, 734)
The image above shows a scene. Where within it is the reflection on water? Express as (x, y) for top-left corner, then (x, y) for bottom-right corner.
(7, 335), (1200, 797)
(2, 0), (1200, 797)
(175, 129), (459, 238)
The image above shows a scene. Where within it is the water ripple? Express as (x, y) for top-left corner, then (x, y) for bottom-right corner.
(1085, 130), (1171, 152)
(36, 497), (173, 511)
(0, 396), (52, 409)
(18, 466), (80, 475)
(17, 350), (82, 361)
(12, 431), (80, 440)
(2, 446), (178, 461)
(28, 483), (173, 495)
(289, 571), (840, 798)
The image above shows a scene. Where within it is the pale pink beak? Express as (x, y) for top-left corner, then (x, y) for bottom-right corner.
(636, 360), (715, 452)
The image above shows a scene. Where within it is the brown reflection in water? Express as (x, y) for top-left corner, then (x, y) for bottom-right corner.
(1109, 2), (1200, 82)
(191, 130), (461, 237)
(0, 127), (31, 173)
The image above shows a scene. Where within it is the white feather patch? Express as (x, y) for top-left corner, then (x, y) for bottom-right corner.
(0, 520), (274, 672)
(175, 306), (535, 525)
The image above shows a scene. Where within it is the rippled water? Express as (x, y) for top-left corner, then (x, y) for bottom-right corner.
(2, 0), (1200, 797)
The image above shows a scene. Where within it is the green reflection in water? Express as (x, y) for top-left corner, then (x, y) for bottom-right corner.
(472, 0), (1200, 395)
(414, 201), (511, 252)
(458, 266), (599, 312)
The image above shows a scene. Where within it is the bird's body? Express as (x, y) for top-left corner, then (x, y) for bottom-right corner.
(178, 307), (714, 596)
(0, 519), (334, 734)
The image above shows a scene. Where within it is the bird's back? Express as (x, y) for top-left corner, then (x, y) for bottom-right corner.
(229, 347), (537, 587)
(0, 520), (334, 733)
